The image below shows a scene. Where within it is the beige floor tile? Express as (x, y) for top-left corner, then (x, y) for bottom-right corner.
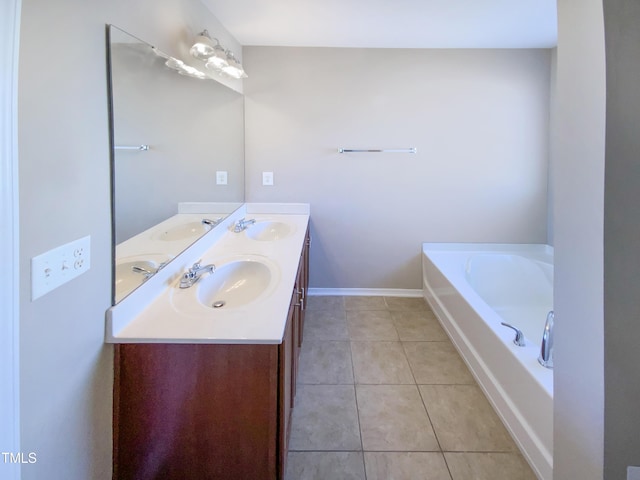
(345, 296), (388, 310)
(385, 296), (430, 311)
(445, 452), (537, 480)
(391, 311), (449, 341)
(404, 342), (474, 385)
(289, 385), (361, 451)
(285, 452), (366, 480)
(347, 310), (398, 340)
(419, 385), (516, 452)
(304, 310), (349, 340)
(356, 385), (439, 451)
(365, 452), (452, 480)
(305, 295), (345, 311)
(351, 341), (414, 384)
(298, 340), (354, 384)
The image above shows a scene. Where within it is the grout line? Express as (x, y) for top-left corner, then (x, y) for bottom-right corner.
(345, 307), (368, 480)
(401, 338), (457, 480)
(416, 384), (456, 480)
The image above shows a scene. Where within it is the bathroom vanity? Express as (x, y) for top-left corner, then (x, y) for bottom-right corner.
(107, 206), (310, 480)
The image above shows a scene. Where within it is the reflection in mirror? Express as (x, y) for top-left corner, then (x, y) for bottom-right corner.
(107, 25), (244, 304)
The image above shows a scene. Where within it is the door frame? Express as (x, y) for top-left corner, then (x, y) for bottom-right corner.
(1, 0), (22, 478)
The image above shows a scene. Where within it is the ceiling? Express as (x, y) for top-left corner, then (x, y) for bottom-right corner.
(201, 0), (557, 49)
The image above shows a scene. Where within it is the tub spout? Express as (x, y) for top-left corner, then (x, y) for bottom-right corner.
(538, 311), (554, 369)
(501, 322), (526, 347)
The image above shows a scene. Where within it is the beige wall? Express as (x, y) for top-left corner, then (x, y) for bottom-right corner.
(17, 0), (238, 478)
(552, 0), (606, 478)
(602, 0), (640, 477)
(243, 47), (551, 289)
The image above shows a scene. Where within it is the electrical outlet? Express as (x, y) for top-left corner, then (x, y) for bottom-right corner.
(31, 235), (91, 300)
(216, 171), (228, 185)
(262, 171), (274, 186)
(628, 467), (640, 480)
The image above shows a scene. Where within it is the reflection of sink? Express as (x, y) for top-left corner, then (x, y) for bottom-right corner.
(157, 221), (209, 241)
(197, 260), (272, 309)
(245, 221), (292, 241)
(115, 255), (171, 302)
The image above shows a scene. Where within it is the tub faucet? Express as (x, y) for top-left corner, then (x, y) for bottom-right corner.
(233, 218), (256, 233)
(538, 311), (554, 369)
(179, 261), (216, 289)
(501, 322), (526, 346)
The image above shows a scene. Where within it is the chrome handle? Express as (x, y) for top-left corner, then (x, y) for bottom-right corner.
(294, 288), (304, 308)
(501, 322), (526, 347)
(538, 311), (554, 369)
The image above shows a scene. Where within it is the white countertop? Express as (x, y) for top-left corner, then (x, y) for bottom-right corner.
(106, 204), (310, 344)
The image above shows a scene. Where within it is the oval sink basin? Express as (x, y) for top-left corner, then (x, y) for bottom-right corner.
(197, 260), (272, 309)
(245, 221), (292, 241)
(156, 221), (209, 241)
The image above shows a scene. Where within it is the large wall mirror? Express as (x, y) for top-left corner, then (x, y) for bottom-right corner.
(107, 25), (245, 304)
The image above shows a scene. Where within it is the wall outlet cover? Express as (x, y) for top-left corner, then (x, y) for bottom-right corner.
(628, 466), (640, 480)
(216, 171), (228, 185)
(31, 235), (91, 300)
(262, 171), (274, 186)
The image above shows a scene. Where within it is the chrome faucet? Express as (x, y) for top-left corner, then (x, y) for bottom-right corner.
(179, 261), (216, 289)
(501, 322), (526, 346)
(131, 265), (155, 279)
(233, 218), (256, 233)
(538, 311), (554, 369)
(131, 261), (168, 280)
(202, 218), (221, 228)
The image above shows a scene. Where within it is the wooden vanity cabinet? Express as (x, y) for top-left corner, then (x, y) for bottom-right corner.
(113, 232), (310, 480)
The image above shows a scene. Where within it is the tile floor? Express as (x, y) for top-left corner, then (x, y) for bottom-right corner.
(286, 295), (537, 480)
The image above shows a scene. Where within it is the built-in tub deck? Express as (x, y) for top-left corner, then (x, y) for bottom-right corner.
(422, 243), (553, 480)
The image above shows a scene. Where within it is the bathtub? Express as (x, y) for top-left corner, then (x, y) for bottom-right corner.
(422, 243), (553, 480)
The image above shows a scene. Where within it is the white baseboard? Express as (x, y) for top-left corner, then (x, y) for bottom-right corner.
(307, 288), (422, 297)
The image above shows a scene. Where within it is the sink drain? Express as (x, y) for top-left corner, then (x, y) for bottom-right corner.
(212, 300), (226, 308)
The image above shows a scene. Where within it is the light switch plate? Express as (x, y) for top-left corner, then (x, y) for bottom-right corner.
(31, 235), (91, 300)
(628, 466), (640, 480)
(216, 171), (228, 185)
(262, 171), (274, 186)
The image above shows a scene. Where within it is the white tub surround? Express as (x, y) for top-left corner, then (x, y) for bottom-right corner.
(106, 203), (310, 344)
(422, 243), (553, 480)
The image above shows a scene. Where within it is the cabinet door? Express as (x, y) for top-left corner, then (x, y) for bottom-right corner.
(292, 291), (300, 404)
(298, 228), (311, 346)
(114, 343), (278, 480)
(278, 300), (295, 479)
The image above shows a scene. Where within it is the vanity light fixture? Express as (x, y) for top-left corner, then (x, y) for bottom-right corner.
(221, 51), (248, 79)
(189, 30), (218, 61)
(190, 29), (247, 79)
(164, 56), (207, 80)
(204, 44), (229, 70)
